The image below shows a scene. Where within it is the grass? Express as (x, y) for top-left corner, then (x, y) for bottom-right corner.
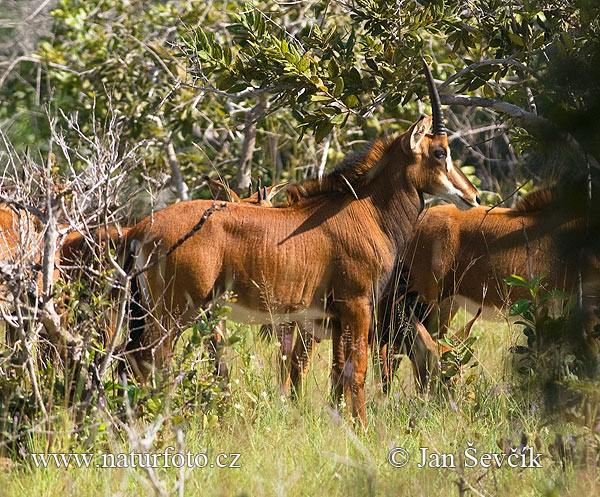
(1, 311), (599, 497)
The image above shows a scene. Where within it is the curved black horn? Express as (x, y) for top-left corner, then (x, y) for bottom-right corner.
(422, 60), (446, 136)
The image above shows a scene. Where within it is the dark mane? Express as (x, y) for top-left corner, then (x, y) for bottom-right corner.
(287, 138), (392, 201)
(515, 186), (560, 212)
(514, 178), (600, 213)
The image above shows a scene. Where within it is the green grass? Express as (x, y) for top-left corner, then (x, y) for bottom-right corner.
(1, 312), (599, 497)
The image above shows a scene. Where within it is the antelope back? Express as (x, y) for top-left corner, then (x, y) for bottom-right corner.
(404, 198), (599, 314)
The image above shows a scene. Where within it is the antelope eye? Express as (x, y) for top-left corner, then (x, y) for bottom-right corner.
(434, 148), (447, 159)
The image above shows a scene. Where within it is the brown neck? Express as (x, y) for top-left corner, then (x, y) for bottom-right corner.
(363, 151), (424, 253)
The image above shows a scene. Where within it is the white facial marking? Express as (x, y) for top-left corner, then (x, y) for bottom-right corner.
(437, 173), (472, 210)
(445, 149), (453, 172)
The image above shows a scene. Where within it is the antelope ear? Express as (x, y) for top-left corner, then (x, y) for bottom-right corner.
(204, 176), (241, 202)
(408, 115), (432, 150)
(266, 181), (290, 201)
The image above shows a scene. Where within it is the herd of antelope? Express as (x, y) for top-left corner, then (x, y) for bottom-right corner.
(1, 63), (598, 425)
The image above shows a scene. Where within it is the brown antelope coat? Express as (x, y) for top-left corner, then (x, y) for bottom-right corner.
(122, 114), (479, 423)
(200, 179), (467, 392)
(403, 188), (600, 335)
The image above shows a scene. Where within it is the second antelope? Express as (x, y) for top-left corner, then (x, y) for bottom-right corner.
(122, 64), (480, 423)
(381, 186), (600, 386)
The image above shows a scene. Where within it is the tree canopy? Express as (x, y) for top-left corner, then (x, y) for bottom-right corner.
(1, 0), (598, 208)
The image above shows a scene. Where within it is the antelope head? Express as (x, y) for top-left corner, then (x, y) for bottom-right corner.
(411, 308), (482, 390)
(401, 62), (480, 210)
(203, 175), (242, 202)
(203, 175), (289, 206)
(246, 181), (290, 207)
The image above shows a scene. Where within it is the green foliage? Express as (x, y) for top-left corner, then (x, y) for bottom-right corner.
(3, 0), (599, 198)
(439, 333), (479, 380)
(103, 307), (230, 424)
(505, 273), (577, 378)
(0, 266), (230, 454)
(505, 273), (600, 433)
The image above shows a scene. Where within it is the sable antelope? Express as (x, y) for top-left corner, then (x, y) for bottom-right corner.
(121, 63), (480, 423)
(201, 177), (291, 377)
(1, 205), (26, 337)
(203, 176), (289, 207)
(396, 185), (600, 376)
(0, 203), (132, 354)
(0, 205), (40, 269)
(58, 225), (131, 268)
(278, 259), (482, 396)
(0, 206), (21, 263)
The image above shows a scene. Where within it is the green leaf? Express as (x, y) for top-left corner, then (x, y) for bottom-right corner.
(315, 121), (333, 142)
(285, 52), (297, 64)
(223, 45), (232, 66)
(333, 76), (344, 98)
(509, 299), (532, 316)
(508, 32), (524, 47)
(197, 28), (209, 51)
(365, 58), (379, 72)
(438, 337), (456, 348)
(345, 28), (355, 52)
(483, 83), (494, 98)
(297, 55), (310, 73)
(327, 59), (339, 78)
(504, 274), (531, 289)
(212, 43), (223, 61)
(345, 94), (359, 108)
(441, 364), (459, 377)
(330, 113), (345, 125)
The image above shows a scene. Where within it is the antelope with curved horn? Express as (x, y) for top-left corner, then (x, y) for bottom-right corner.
(121, 63), (480, 423)
(0, 203), (133, 353)
(200, 177), (291, 379)
(203, 175), (289, 207)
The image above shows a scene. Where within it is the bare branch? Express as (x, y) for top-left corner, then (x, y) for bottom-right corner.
(441, 94), (600, 172)
(181, 80), (298, 101)
(440, 94), (550, 130)
(165, 140), (190, 202)
(439, 58), (540, 91)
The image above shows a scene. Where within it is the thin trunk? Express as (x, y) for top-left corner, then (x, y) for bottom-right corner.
(166, 139), (189, 202)
(232, 95), (267, 193)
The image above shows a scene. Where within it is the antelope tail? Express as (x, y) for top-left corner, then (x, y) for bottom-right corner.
(116, 242), (146, 379)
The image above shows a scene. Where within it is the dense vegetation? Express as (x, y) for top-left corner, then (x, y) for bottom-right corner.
(0, 1), (599, 496)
